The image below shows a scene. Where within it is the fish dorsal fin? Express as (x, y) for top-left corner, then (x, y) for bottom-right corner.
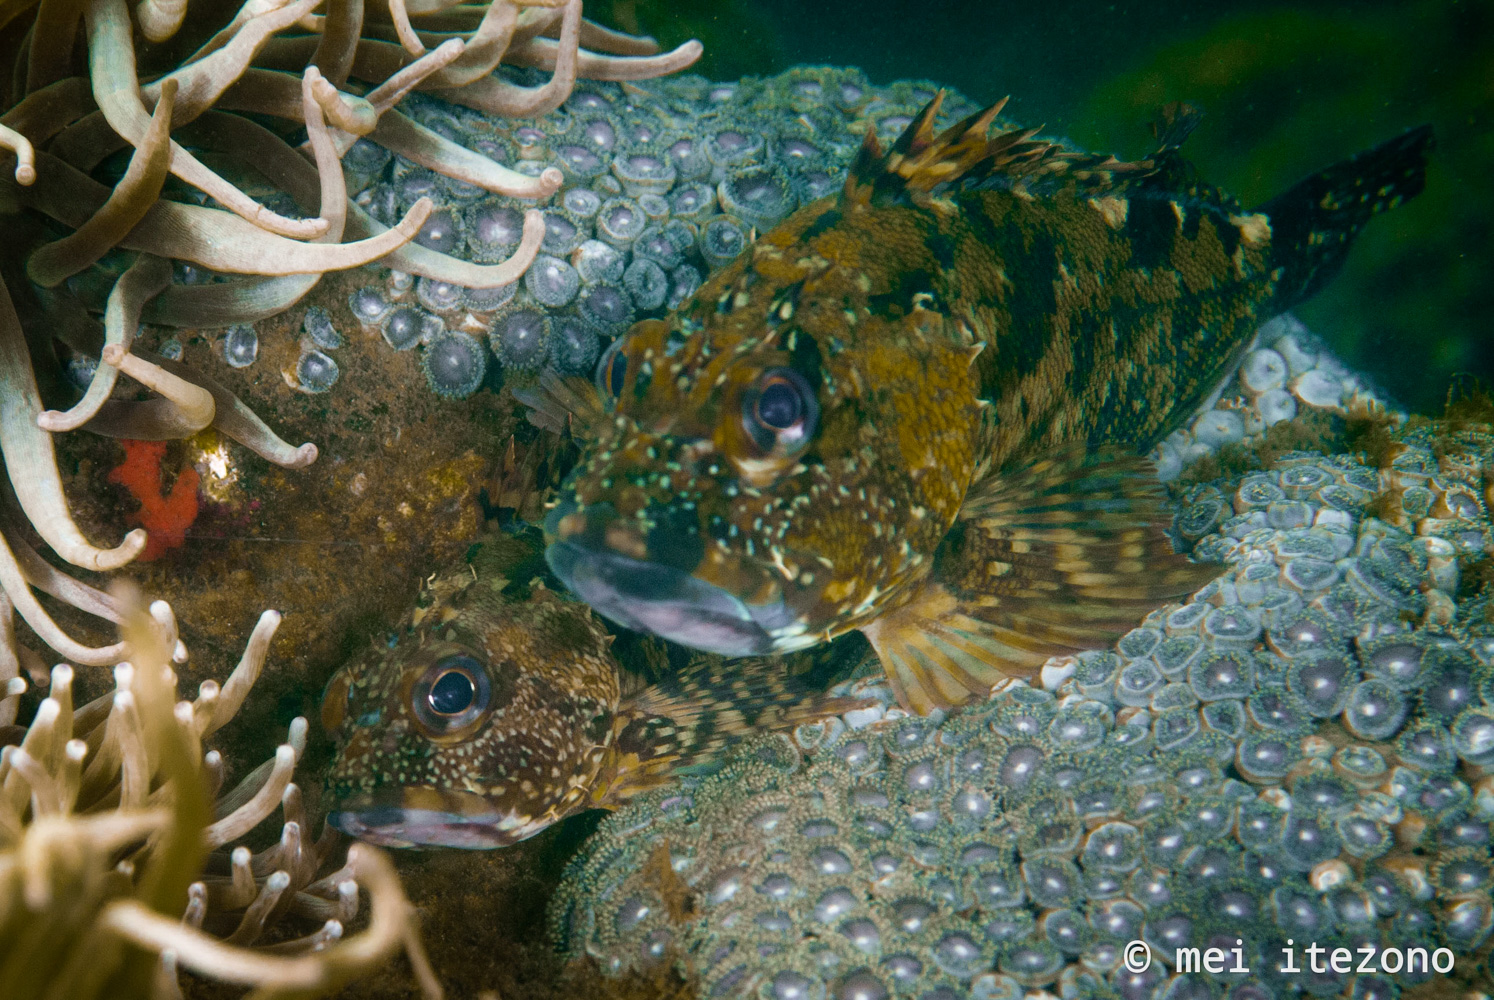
(592, 653), (871, 807)
(843, 91), (1151, 209)
(512, 371), (607, 440)
(861, 445), (1220, 715)
(1150, 101), (1203, 153)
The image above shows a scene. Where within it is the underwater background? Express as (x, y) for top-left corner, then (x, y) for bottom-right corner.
(609, 0), (1493, 415)
(1, 0), (1491, 997)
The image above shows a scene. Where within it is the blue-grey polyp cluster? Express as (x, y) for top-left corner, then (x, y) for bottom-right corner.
(253, 65), (981, 400)
(550, 438), (1494, 999)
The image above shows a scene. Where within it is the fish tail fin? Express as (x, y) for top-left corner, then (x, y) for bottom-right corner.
(1260, 124), (1434, 310)
(595, 654), (870, 806)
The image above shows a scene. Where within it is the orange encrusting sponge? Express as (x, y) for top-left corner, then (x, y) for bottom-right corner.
(107, 439), (201, 561)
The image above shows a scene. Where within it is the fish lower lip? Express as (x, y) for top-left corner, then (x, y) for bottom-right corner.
(546, 540), (778, 657)
(327, 792), (541, 849)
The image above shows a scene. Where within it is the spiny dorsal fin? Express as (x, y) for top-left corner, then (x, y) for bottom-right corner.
(1150, 101), (1203, 153)
(843, 91), (1153, 209)
(593, 653), (871, 806)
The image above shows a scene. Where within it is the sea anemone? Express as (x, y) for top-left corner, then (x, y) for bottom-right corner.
(0, 0), (701, 669)
(0, 592), (440, 998)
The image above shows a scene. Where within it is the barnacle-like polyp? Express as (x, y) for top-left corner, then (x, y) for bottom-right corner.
(492, 306), (553, 372)
(294, 350), (341, 395)
(423, 330), (489, 400)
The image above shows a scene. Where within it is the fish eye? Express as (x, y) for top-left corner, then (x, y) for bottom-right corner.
(411, 653), (493, 735)
(742, 367), (817, 454)
(595, 336), (628, 399)
(428, 668), (475, 714)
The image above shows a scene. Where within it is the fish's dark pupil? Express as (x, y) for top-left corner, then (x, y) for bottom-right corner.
(428, 670), (475, 715)
(756, 380), (801, 429)
(606, 353), (627, 396)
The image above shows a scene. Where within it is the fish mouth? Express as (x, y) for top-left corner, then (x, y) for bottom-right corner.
(545, 538), (783, 656)
(327, 788), (546, 849)
(545, 496), (808, 656)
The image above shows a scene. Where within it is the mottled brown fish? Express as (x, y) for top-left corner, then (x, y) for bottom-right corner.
(537, 96), (1433, 714)
(322, 529), (865, 848)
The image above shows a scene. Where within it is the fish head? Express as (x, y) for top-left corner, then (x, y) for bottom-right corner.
(546, 204), (985, 657)
(322, 572), (622, 849)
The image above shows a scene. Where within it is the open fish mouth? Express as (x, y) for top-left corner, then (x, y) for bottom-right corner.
(327, 789), (545, 849)
(544, 495), (806, 656)
(545, 539), (785, 656)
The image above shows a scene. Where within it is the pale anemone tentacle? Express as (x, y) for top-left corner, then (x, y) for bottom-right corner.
(25, 78), (178, 289)
(573, 15), (660, 56)
(0, 123), (36, 183)
(99, 845), (440, 997)
(347, 197), (546, 287)
(0, 529), (129, 665)
(368, 108), (563, 198)
(139, 0), (324, 123)
(311, 0), (364, 86)
(412, 0), (517, 88)
(201, 609), (280, 738)
(34, 0), (361, 168)
(21, 149), (436, 276)
(387, 0), (425, 54)
(39, 253), (176, 432)
(93, 345), (218, 439)
(134, 0), (189, 42)
(0, 510), (122, 624)
(201, 68), (378, 138)
(24, 0), (88, 94)
(0, 597), (21, 728)
(186, 0), (304, 65)
(501, 27), (703, 81)
(83, 0), (331, 240)
(145, 106), (351, 327)
(0, 277), (147, 573)
(155, 353), (320, 467)
(0, 76), (90, 144)
(427, 0), (579, 117)
(360, 32), (463, 114)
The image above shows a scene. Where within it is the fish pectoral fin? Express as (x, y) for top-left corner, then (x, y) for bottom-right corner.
(601, 656), (870, 804)
(862, 445), (1222, 716)
(511, 371), (607, 440)
(860, 580), (1052, 716)
(961, 444), (1223, 611)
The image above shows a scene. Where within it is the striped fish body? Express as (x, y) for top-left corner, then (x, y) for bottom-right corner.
(542, 96), (1433, 714)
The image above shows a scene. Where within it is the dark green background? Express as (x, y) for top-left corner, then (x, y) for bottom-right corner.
(598, 0), (1492, 415)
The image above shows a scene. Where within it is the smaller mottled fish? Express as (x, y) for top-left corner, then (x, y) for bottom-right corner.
(322, 528), (866, 848)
